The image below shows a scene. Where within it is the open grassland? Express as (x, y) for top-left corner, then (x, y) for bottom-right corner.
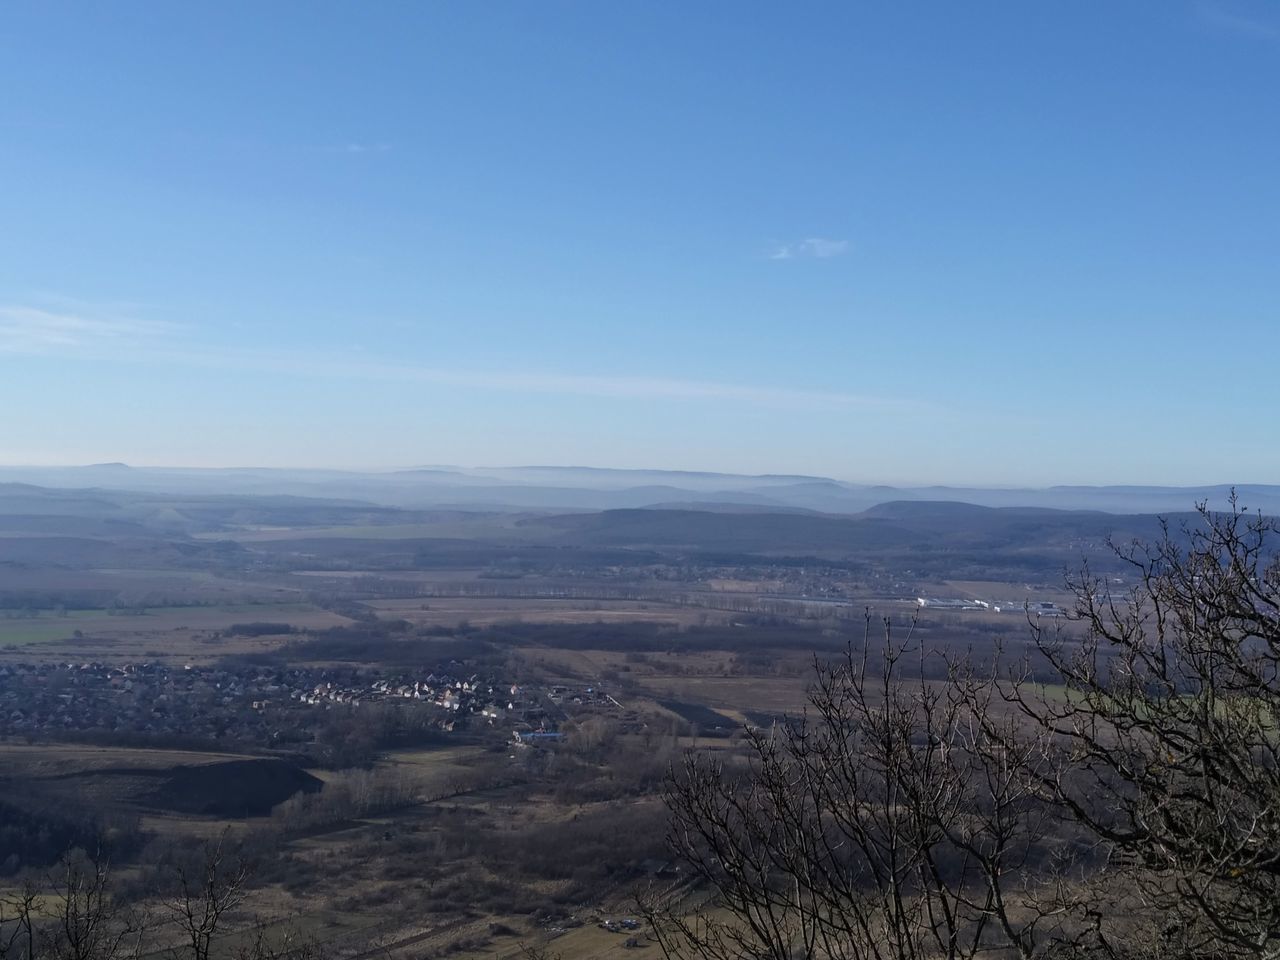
(0, 602), (352, 659)
(636, 674), (812, 715)
(379, 745), (494, 795)
(0, 741), (253, 777)
(0, 620), (89, 645)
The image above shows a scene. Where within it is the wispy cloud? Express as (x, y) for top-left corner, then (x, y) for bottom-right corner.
(0, 305), (176, 355)
(769, 237), (850, 261)
(146, 345), (914, 411)
(1, 300), (918, 412)
(1197, 2), (1280, 40)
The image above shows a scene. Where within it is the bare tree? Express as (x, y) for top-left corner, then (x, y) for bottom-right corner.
(230, 922), (327, 960)
(0, 851), (149, 960)
(0, 883), (38, 960)
(162, 834), (252, 960)
(41, 851), (148, 960)
(990, 498), (1280, 959)
(649, 613), (1064, 960)
(0, 839), (271, 960)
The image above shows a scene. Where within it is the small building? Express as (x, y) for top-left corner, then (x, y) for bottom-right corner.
(512, 730), (563, 747)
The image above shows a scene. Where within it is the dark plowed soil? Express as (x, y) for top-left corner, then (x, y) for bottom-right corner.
(146, 758), (322, 817)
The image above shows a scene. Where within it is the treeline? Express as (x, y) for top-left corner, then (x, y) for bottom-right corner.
(470, 617), (857, 654)
(240, 613), (1028, 672)
(308, 594), (379, 622)
(308, 702), (453, 768)
(232, 620), (504, 671)
(0, 792), (142, 877)
(223, 622), (299, 637)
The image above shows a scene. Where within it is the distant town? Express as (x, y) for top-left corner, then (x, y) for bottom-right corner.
(0, 660), (616, 748)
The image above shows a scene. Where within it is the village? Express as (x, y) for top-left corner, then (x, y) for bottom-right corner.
(0, 659), (616, 749)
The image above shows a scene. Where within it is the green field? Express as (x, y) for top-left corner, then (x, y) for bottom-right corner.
(0, 620), (87, 645)
(0, 601), (342, 648)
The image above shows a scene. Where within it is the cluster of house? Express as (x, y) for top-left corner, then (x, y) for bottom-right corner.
(292, 675), (511, 713)
(916, 597), (1064, 615)
(546, 684), (620, 708)
(0, 660), (526, 743)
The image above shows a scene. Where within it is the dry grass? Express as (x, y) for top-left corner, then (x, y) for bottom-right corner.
(636, 675), (811, 715)
(0, 741), (252, 776)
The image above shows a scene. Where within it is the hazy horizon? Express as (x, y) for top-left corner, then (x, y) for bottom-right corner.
(0, 458), (1274, 495)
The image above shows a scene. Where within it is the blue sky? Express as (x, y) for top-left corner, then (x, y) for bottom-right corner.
(2, 1), (1277, 485)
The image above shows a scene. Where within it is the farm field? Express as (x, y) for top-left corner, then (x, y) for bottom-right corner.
(368, 597), (731, 629)
(662, 673), (959, 722)
(634, 673), (812, 716)
(0, 564), (310, 604)
(0, 741), (255, 776)
(0, 620), (92, 646)
(0, 602), (353, 659)
(293, 569), (490, 582)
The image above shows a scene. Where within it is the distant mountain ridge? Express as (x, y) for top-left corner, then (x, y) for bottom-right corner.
(516, 503), (1184, 557)
(0, 465), (1273, 516)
